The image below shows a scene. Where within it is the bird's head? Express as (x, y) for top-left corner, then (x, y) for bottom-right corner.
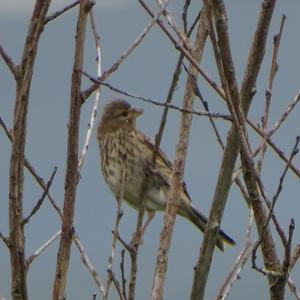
(98, 99), (144, 134)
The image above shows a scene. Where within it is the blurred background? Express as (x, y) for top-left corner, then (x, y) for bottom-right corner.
(1, 1), (300, 299)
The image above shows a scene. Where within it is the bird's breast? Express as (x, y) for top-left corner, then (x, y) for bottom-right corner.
(100, 132), (146, 198)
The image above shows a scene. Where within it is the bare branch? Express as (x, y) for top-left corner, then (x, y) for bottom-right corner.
(248, 119), (300, 178)
(26, 230), (61, 266)
(82, 72), (231, 121)
(1, 115), (105, 296)
(8, 1), (52, 299)
(258, 14), (286, 172)
(77, 9), (102, 173)
(81, 0), (170, 102)
(0, 45), (19, 77)
(268, 14), (286, 91)
(104, 141), (129, 298)
(124, 49), (187, 297)
(22, 167), (57, 226)
(182, 0), (192, 33)
(290, 244), (300, 271)
(107, 270), (126, 300)
(151, 11), (198, 165)
(45, 0), (80, 24)
(53, 1), (94, 298)
(120, 250), (127, 300)
(252, 137), (299, 282)
(73, 234), (106, 297)
(216, 211), (254, 300)
(138, 0), (225, 101)
(191, 1), (278, 299)
(0, 232), (9, 248)
(151, 9), (208, 299)
(282, 219), (295, 274)
(156, 0), (193, 49)
(288, 277), (300, 300)
(258, 89), (300, 160)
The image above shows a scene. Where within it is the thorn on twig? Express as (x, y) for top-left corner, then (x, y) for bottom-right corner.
(288, 218), (295, 243)
(265, 88), (272, 98)
(118, 209), (124, 219)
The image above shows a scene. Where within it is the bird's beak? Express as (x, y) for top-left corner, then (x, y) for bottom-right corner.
(131, 107), (144, 118)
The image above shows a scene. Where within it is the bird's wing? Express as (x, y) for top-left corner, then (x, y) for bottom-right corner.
(136, 130), (193, 203)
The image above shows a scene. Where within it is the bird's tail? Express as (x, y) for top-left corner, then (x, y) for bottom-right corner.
(179, 202), (235, 251)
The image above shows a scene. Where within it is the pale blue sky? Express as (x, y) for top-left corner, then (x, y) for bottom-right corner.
(1, 1), (300, 299)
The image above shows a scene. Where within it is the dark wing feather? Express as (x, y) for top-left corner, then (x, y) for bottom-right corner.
(136, 130), (192, 203)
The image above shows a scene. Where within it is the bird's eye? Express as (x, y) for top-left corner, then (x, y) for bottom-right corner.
(120, 111), (128, 117)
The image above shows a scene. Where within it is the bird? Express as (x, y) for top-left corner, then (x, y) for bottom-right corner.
(97, 99), (235, 251)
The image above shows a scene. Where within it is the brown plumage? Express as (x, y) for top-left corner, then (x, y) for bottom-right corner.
(97, 99), (235, 251)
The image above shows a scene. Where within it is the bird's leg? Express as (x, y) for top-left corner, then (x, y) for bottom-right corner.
(141, 210), (155, 237)
(130, 211), (155, 247)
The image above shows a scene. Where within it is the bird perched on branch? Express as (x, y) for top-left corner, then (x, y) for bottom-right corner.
(97, 99), (235, 251)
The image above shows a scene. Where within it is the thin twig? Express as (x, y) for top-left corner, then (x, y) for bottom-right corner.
(45, 0), (81, 24)
(290, 244), (300, 271)
(193, 78), (251, 206)
(257, 89), (300, 160)
(105, 155), (126, 298)
(156, 0), (193, 49)
(77, 9), (102, 173)
(120, 249), (127, 300)
(138, 0), (226, 101)
(252, 137), (300, 273)
(107, 270), (125, 300)
(22, 167), (58, 226)
(81, 0), (170, 102)
(0, 44), (19, 77)
(282, 219), (295, 275)
(73, 234), (107, 297)
(258, 14), (286, 173)
(288, 277), (300, 300)
(194, 78), (225, 149)
(150, 13), (202, 164)
(216, 211), (254, 300)
(81, 72), (231, 121)
(151, 9), (208, 299)
(26, 230), (61, 266)
(182, 0), (192, 33)
(247, 119), (300, 178)
(0, 232), (9, 248)
(0, 116), (106, 297)
(268, 14), (286, 91)
(113, 231), (134, 254)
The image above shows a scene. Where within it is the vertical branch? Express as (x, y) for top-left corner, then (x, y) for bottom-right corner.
(8, 1), (52, 299)
(77, 9), (102, 173)
(52, 1), (94, 299)
(191, 1), (277, 299)
(151, 9), (209, 300)
(258, 15), (286, 173)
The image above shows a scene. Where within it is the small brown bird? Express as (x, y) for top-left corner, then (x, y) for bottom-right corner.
(97, 99), (235, 251)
